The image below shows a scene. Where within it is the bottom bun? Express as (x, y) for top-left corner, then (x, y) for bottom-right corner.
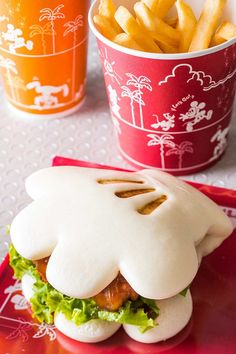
(54, 312), (121, 343)
(21, 274), (192, 344)
(21, 274), (121, 343)
(21, 274), (36, 302)
(123, 291), (193, 343)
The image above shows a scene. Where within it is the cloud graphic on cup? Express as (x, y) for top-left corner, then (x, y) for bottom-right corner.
(158, 63), (236, 91)
(10, 166), (233, 300)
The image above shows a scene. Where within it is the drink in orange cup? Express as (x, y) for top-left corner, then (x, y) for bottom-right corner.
(0, 0), (89, 118)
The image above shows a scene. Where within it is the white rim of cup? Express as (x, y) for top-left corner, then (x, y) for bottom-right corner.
(88, 0), (236, 60)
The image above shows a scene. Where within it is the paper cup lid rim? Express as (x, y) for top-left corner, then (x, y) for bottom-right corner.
(88, 0), (236, 60)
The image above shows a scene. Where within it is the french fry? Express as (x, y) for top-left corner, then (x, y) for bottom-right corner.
(216, 21), (236, 40)
(134, 2), (180, 47)
(189, 0), (226, 52)
(176, 0), (197, 53)
(142, 0), (176, 19)
(155, 0), (176, 19)
(210, 33), (226, 47)
(166, 16), (178, 28)
(114, 6), (162, 53)
(98, 0), (121, 33)
(93, 15), (119, 40)
(158, 42), (178, 53)
(114, 33), (144, 50)
(211, 22), (236, 47)
(141, 0), (159, 13)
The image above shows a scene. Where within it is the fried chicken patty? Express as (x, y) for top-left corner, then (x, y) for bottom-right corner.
(33, 258), (138, 311)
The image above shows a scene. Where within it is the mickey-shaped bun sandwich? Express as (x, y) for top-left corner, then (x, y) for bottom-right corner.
(10, 167), (233, 343)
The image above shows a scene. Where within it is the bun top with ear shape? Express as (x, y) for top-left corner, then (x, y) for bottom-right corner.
(10, 167), (233, 300)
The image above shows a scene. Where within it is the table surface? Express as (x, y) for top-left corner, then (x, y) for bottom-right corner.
(0, 35), (236, 262)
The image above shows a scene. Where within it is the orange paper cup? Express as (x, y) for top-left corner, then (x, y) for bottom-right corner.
(0, 0), (89, 118)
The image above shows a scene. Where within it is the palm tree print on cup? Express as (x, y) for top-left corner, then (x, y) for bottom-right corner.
(7, 76), (26, 102)
(64, 15), (83, 100)
(121, 86), (144, 126)
(147, 134), (175, 169)
(39, 4), (65, 54)
(29, 23), (53, 55)
(166, 141), (194, 169)
(0, 55), (18, 101)
(124, 74), (152, 129)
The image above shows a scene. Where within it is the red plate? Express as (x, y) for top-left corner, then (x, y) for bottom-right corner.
(0, 156), (236, 354)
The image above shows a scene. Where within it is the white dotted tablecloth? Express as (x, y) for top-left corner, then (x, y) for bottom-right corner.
(0, 35), (236, 262)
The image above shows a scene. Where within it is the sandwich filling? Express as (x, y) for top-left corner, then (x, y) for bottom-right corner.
(32, 256), (139, 311)
(9, 245), (160, 332)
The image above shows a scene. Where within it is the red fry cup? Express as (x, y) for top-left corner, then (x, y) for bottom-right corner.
(89, 0), (236, 175)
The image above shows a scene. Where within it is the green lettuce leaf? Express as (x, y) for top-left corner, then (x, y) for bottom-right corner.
(179, 286), (189, 297)
(98, 301), (156, 333)
(9, 243), (38, 279)
(9, 245), (159, 332)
